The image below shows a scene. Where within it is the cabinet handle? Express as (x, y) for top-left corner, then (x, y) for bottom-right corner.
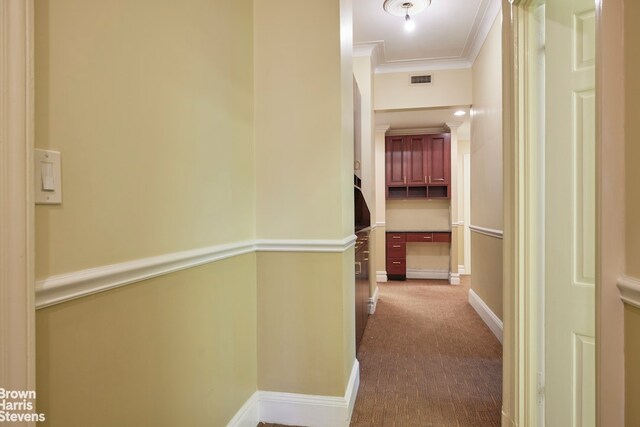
(393, 245), (401, 248)
(424, 236), (432, 239)
(429, 175), (432, 184)
(404, 176), (407, 184)
(355, 261), (361, 274)
(364, 257), (369, 261)
(392, 236), (401, 239)
(392, 261), (401, 265)
(424, 175), (427, 184)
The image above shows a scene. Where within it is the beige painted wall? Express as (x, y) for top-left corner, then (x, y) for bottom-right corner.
(471, 233), (503, 319)
(36, 255), (257, 427)
(34, 1), (258, 425)
(471, 15), (503, 232)
(625, 305), (640, 427)
(35, 0), (255, 279)
(253, 0), (355, 397)
(374, 69), (472, 111)
(458, 140), (470, 269)
(257, 251), (354, 396)
(353, 56), (375, 215)
(386, 200), (450, 272)
(625, 1), (640, 425)
(470, 14), (503, 317)
(386, 200), (450, 231)
(625, 0), (640, 280)
(254, 0), (353, 240)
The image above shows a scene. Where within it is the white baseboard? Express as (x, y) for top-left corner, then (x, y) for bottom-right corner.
(376, 271), (388, 282)
(449, 272), (461, 285)
(368, 286), (380, 314)
(406, 269), (449, 280)
(226, 392), (260, 427)
(227, 360), (360, 427)
(468, 289), (503, 344)
(458, 265), (466, 275)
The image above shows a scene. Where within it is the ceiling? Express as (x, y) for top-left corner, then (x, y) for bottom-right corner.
(353, 0), (500, 73)
(355, 1), (495, 134)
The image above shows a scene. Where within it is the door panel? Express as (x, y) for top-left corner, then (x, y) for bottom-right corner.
(545, 0), (596, 426)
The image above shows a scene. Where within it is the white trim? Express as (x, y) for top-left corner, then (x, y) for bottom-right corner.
(466, 0), (502, 65)
(468, 289), (503, 344)
(376, 271), (388, 282)
(449, 272), (461, 285)
(376, 58), (472, 74)
(406, 269), (449, 280)
(458, 265), (466, 275)
(36, 236), (357, 309)
(469, 224), (504, 239)
(0, 0), (35, 397)
(258, 360), (360, 427)
(375, 124), (391, 133)
(368, 286), (380, 314)
(386, 127), (447, 136)
(255, 235), (357, 253)
(617, 275), (640, 310)
(226, 392), (260, 427)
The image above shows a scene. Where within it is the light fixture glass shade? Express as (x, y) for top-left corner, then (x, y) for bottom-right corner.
(454, 110), (466, 116)
(404, 14), (416, 31)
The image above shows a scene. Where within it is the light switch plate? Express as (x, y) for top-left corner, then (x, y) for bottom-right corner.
(34, 149), (62, 204)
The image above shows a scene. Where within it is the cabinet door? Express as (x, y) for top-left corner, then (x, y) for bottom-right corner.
(426, 134), (451, 185)
(385, 136), (406, 186)
(405, 135), (427, 186)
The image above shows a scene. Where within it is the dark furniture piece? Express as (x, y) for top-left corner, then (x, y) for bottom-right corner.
(386, 231), (452, 281)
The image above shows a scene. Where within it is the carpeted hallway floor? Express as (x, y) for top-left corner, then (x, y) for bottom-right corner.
(349, 278), (502, 426)
(259, 277), (502, 427)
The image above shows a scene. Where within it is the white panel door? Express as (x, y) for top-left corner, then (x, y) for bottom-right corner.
(545, 0), (596, 426)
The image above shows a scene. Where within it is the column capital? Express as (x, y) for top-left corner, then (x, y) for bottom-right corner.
(445, 121), (464, 131)
(375, 124), (391, 133)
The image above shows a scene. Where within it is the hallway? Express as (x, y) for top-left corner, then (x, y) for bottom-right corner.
(350, 278), (502, 427)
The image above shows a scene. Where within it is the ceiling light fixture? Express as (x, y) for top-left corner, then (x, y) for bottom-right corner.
(403, 5), (416, 32)
(454, 110), (466, 117)
(383, 0), (431, 32)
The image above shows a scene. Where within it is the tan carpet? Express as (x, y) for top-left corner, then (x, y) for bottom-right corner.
(258, 278), (502, 427)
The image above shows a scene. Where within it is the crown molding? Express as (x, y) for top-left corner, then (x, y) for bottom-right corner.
(375, 58), (472, 74)
(375, 124), (391, 133)
(387, 127), (446, 136)
(465, 0), (501, 64)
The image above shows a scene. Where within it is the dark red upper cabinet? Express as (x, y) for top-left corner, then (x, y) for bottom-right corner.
(385, 136), (406, 186)
(406, 135), (428, 186)
(426, 134), (451, 186)
(385, 133), (451, 199)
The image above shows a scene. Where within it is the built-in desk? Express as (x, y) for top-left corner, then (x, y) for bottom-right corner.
(386, 231), (452, 280)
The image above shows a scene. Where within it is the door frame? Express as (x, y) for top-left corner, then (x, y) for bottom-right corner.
(502, 0), (626, 425)
(0, 0), (36, 408)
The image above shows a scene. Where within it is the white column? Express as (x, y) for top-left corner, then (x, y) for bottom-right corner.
(0, 0), (36, 420)
(373, 125), (390, 282)
(446, 122), (462, 284)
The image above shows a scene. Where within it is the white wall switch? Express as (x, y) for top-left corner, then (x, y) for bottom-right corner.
(34, 149), (62, 204)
